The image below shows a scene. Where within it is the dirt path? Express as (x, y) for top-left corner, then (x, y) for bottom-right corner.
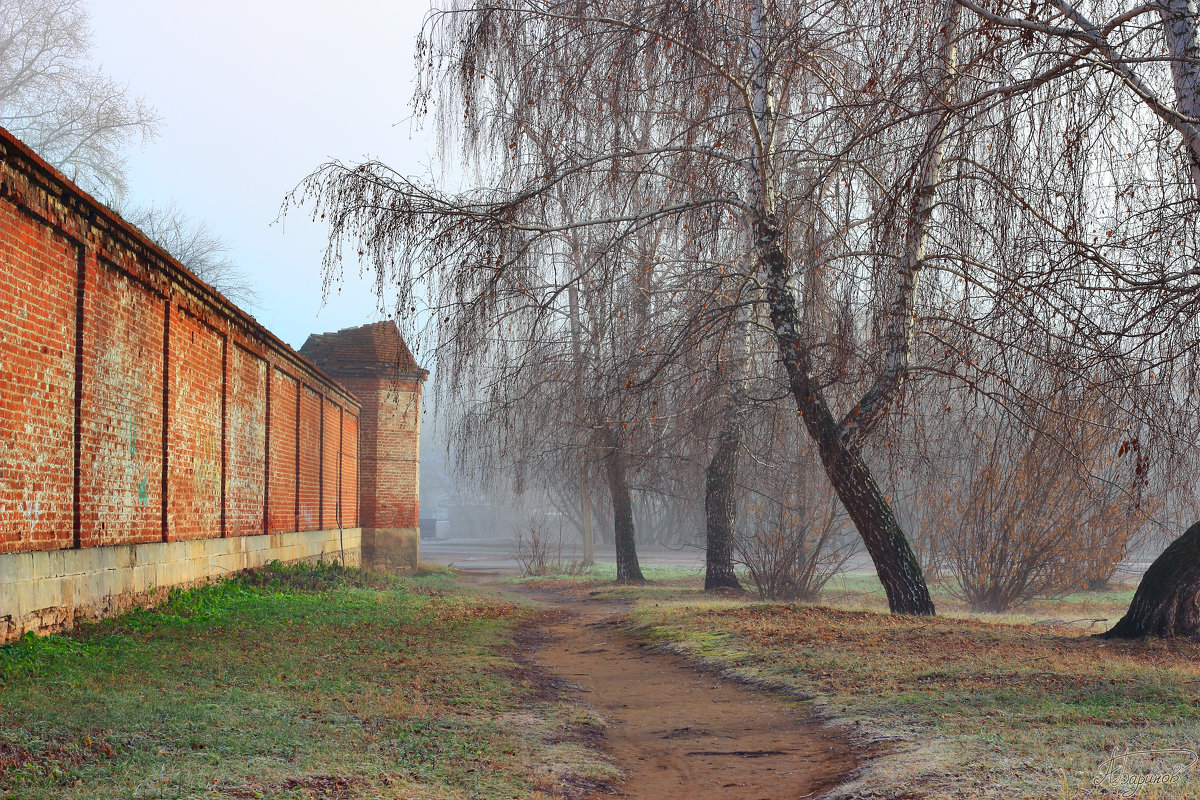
(484, 575), (859, 799)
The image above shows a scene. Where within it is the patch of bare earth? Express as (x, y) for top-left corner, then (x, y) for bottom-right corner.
(216, 775), (360, 798)
(511, 586), (858, 799)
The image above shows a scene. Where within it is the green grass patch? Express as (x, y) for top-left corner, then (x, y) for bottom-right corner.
(0, 560), (610, 800)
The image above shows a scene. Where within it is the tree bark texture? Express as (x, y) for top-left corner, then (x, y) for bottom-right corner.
(761, 220), (935, 615)
(1158, 0), (1200, 189)
(705, 419), (743, 591)
(605, 434), (644, 582)
(1102, 521), (1200, 638)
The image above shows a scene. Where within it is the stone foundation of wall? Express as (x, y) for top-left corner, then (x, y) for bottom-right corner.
(0, 528), (361, 643)
(361, 527), (420, 573)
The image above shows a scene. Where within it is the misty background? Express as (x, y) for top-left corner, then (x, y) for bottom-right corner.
(8, 1), (1178, 581)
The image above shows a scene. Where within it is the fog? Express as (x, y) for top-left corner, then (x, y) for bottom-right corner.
(78, 1), (1189, 598)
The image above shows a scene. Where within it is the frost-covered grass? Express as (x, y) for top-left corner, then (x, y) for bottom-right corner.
(505, 560), (702, 585)
(817, 572), (1138, 633)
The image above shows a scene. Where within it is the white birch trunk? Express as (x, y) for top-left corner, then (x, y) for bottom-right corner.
(842, 0), (963, 445)
(1159, 0), (1200, 191)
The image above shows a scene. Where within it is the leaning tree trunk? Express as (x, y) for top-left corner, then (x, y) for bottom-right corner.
(810, 406), (934, 615)
(605, 434), (644, 582)
(761, 219), (935, 616)
(705, 418), (743, 591)
(744, 0), (951, 615)
(1101, 521), (1200, 638)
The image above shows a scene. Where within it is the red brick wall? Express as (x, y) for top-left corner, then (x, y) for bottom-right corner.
(298, 386), (322, 532)
(166, 307), (223, 541)
(332, 375), (421, 530)
(226, 344), (267, 537)
(0, 125), (361, 554)
(0, 202), (76, 554)
(321, 397), (340, 529)
(268, 369), (299, 533)
(342, 412), (359, 528)
(299, 323), (423, 536)
(378, 382), (421, 529)
(78, 257), (164, 547)
(337, 377), (381, 527)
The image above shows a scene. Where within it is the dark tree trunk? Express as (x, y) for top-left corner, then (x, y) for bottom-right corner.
(808, 410), (934, 615)
(705, 420), (743, 591)
(1101, 521), (1200, 639)
(760, 217), (935, 616)
(578, 460), (595, 565)
(605, 436), (644, 582)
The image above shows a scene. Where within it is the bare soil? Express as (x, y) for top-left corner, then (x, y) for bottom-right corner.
(499, 579), (859, 799)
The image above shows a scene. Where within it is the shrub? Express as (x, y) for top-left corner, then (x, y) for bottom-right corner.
(512, 516), (589, 577)
(926, 394), (1150, 611)
(735, 448), (859, 601)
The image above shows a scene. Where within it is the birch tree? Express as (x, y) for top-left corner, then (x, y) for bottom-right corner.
(937, 0), (1200, 636)
(291, 0), (998, 613)
(286, 0), (1200, 629)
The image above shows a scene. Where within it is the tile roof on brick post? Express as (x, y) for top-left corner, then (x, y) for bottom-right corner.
(300, 321), (425, 572)
(300, 321), (428, 380)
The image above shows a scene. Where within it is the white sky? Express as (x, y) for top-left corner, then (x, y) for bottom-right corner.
(88, 1), (436, 351)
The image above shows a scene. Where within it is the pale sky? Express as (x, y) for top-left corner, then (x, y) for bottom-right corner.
(88, 1), (436, 352)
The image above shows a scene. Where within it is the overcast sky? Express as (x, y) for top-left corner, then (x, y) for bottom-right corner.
(88, 1), (436, 352)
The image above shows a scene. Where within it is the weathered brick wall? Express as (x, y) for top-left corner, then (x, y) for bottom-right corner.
(342, 376), (422, 530)
(321, 397), (340, 530)
(78, 259), (165, 548)
(268, 369), (299, 533)
(342, 412), (359, 528)
(226, 344), (267, 537)
(0, 200), (76, 554)
(298, 386), (322, 532)
(166, 307), (224, 541)
(0, 126), (361, 556)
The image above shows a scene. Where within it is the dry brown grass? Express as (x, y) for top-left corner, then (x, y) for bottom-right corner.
(621, 582), (1200, 799)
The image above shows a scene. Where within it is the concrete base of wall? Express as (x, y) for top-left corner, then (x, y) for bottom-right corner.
(0, 528), (362, 643)
(361, 527), (420, 573)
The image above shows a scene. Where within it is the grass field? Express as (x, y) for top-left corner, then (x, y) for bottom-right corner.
(536, 567), (1200, 799)
(0, 562), (612, 800)
(504, 561), (701, 586)
(518, 564), (1140, 632)
(7, 557), (1195, 799)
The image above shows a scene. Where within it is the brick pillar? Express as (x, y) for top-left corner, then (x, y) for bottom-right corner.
(300, 322), (426, 571)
